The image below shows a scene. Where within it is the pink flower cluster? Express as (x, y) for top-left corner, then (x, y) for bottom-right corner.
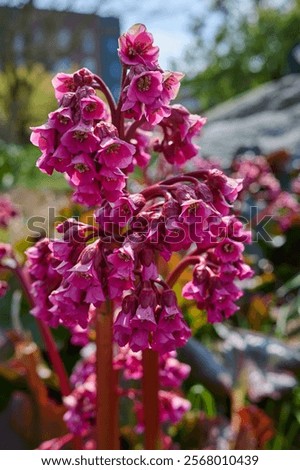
(0, 243), (15, 298)
(183, 242), (253, 323)
(291, 175), (300, 195)
(119, 24), (183, 126)
(64, 347), (191, 437)
(232, 155), (300, 231)
(27, 24), (252, 357)
(268, 191), (300, 230)
(26, 165), (251, 351)
(0, 196), (18, 228)
(26, 238), (62, 325)
(232, 155), (280, 202)
(114, 288), (190, 353)
(26, 231), (94, 344)
(30, 68), (135, 206)
(154, 105), (206, 165)
(0, 243), (14, 265)
(30, 25), (205, 210)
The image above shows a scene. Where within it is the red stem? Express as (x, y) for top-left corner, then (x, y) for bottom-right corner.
(141, 186), (169, 200)
(142, 349), (160, 449)
(125, 118), (146, 142)
(14, 266), (71, 397)
(93, 75), (117, 124)
(114, 64), (129, 139)
(166, 256), (200, 288)
(96, 303), (119, 449)
(140, 174), (207, 199)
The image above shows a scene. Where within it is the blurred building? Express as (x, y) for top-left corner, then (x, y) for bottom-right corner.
(0, 2), (121, 97)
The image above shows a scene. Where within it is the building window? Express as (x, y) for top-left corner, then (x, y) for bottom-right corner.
(109, 61), (121, 79)
(53, 57), (72, 72)
(82, 30), (95, 54)
(82, 57), (97, 71)
(105, 37), (118, 53)
(13, 34), (24, 53)
(111, 85), (120, 99)
(57, 28), (72, 50)
(34, 28), (44, 44)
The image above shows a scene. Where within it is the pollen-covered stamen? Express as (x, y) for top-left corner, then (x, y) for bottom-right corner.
(84, 103), (97, 113)
(118, 252), (131, 262)
(128, 46), (137, 57)
(137, 75), (151, 92)
(106, 143), (121, 154)
(74, 163), (89, 173)
(188, 202), (199, 214)
(59, 115), (70, 124)
(78, 272), (92, 279)
(73, 131), (88, 142)
(223, 243), (234, 253)
(66, 79), (76, 92)
(120, 204), (131, 215)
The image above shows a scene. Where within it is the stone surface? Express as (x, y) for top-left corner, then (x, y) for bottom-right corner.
(199, 74), (300, 166)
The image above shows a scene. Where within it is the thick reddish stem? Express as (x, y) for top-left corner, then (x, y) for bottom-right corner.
(125, 118), (146, 142)
(142, 349), (160, 449)
(37, 321), (71, 396)
(166, 256), (200, 288)
(140, 174), (206, 200)
(14, 266), (71, 397)
(93, 75), (117, 124)
(141, 186), (169, 200)
(96, 303), (119, 449)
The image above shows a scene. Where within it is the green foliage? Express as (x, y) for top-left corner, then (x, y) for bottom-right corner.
(0, 64), (56, 144)
(185, 0), (300, 109)
(0, 140), (67, 191)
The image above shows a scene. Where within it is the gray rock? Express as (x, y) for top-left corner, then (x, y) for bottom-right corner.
(199, 74), (300, 166)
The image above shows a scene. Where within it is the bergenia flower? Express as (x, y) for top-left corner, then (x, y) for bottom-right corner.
(118, 24), (159, 67)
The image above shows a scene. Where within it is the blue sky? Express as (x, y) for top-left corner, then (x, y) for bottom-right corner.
(32, 0), (210, 69)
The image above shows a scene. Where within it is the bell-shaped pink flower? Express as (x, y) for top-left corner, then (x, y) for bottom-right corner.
(61, 122), (99, 154)
(114, 294), (137, 347)
(97, 137), (135, 169)
(214, 238), (244, 263)
(80, 95), (107, 121)
(118, 24), (159, 66)
(126, 70), (163, 105)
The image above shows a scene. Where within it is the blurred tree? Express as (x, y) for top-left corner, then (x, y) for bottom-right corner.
(0, 64), (56, 144)
(0, 0), (100, 144)
(184, 0), (300, 110)
(0, 1), (59, 143)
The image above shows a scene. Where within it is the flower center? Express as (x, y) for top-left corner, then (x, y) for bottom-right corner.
(128, 46), (137, 57)
(188, 202), (198, 214)
(74, 163), (89, 173)
(79, 273), (92, 279)
(121, 204), (131, 215)
(59, 115), (69, 124)
(118, 252), (131, 262)
(85, 103), (97, 113)
(66, 79), (76, 91)
(223, 243), (234, 253)
(106, 143), (121, 154)
(137, 75), (151, 92)
(73, 131), (88, 142)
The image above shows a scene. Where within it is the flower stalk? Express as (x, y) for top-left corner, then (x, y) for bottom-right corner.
(14, 266), (71, 397)
(96, 302), (119, 449)
(142, 349), (160, 449)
